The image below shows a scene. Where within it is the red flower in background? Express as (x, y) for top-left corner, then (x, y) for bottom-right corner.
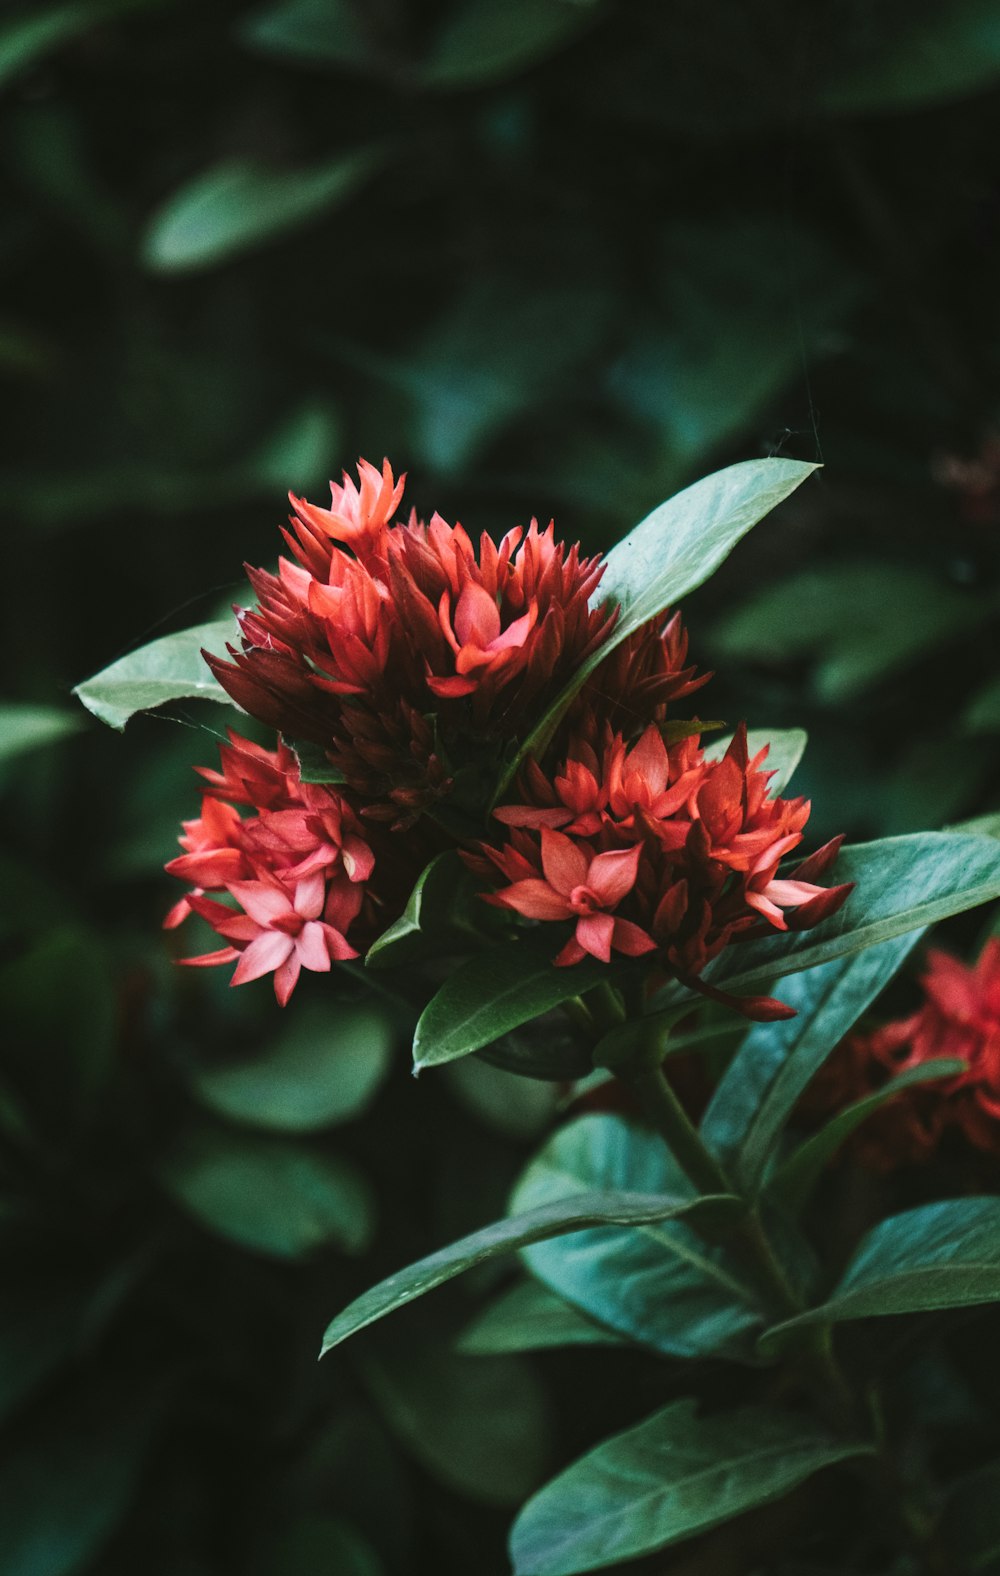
(805, 940), (1000, 1166)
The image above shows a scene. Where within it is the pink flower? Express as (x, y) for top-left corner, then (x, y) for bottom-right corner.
(185, 872), (359, 1006)
(487, 829), (656, 966)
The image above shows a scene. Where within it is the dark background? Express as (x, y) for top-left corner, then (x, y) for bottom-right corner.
(2, 2), (1000, 1572)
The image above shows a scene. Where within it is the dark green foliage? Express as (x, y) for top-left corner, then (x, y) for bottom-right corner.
(5, 1), (1000, 1572)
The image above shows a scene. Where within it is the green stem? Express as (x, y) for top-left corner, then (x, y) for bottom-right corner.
(622, 1045), (731, 1199)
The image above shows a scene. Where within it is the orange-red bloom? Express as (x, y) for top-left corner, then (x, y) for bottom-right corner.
(207, 460), (625, 825)
(804, 941), (1000, 1166)
(165, 731), (375, 1004)
(473, 723), (851, 1016)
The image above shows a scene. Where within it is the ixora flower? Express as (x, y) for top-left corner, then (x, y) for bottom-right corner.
(473, 722), (850, 1016)
(164, 459), (848, 1008)
(805, 940), (1000, 1165)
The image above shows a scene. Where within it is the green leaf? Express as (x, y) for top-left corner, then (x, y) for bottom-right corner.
(768, 1058), (967, 1213)
(73, 618), (236, 730)
(239, 0), (373, 72)
(319, 1185), (737, 1355)
(700, 932), (923, 1190)
(501, 458), (817, 798)
(821, 0), (1000, 114)
(0, 0), (157, 92)
(762, 1198), (1000, 1350)
(412, 946), (610, 1071)
(367, 852), (464, 968)
(693, 830), (1000, 1006)
(705, 727), (807, 795)
(142, 150), (384, 273)
(0, 705), (81, 764)
(458, 1278), (626, 1355)
(159, 1127), (375, 1259)
(710, 561), (986, 703)
(1, 927), (116, 1104)
(422, 0), (594, 89)
(510, 1115), (763, 1362)
(364, 1346), (553, 1506)
(509, 1397), (871, 1575)
(192, 1003), (394, 1132)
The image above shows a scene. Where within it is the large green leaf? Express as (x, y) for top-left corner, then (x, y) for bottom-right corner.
(709, 561), (986, 703)
(508, 1397), (871, 1575)
(142, 150), (384, 272)
(421, 0), (594, 89)
(73, 618), (236, 730)
(159, 1127), (375, 1259)
(679, 830), (1000, 1009)
(500, 458), (817, 798)
(510, 1115), (763, 1362)
(193, 1002), (394, 1132)
(767, 1057), (967, 1214)
(762, 1198), (1000, 1350)
(412, 946), (610, 1071)
(700, 931), (923, 1189)
(458, 1279), (625, 1355)
(705, 727), (807, 795)
(0, 705), (81, 764)
(319, 1184), (738, 1355)
(364, 1346), (553, 1506)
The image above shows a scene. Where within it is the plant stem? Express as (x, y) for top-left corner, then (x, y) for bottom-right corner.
(623, 1046), (731, 1198)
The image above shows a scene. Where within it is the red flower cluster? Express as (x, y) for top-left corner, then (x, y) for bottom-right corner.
(167, 460), (849, 1007)
(164, 733), (378, 1004)
(805, 941), (1000, 1166)
(470, 723), (849, 1010)
(208, 459), (616, 824)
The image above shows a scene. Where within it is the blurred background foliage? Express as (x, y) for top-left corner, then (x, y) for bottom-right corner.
(2, 0), (1000, 1572)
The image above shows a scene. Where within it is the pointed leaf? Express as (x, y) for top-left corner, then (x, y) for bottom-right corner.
(142, 150), (384, 273)
(73, 618), (236, 730)
(368, 852), (466, 968)
(283, 737), (347, 785)
(701, 931), (923, 1190)
(498, 457), (818, 799)
(422, 0), (594, 89)
(412, 946), (610, 1071)
(762, 1198), (1000, 1351)
(510, 1115), (763, 1362)
(767, 1057), (967, 1213)
(509, 1397), (871, 1575)
(319, 1186), (738, 1355)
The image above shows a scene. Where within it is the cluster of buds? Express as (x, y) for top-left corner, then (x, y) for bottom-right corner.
(804, 941), (1000, 1167)
(166, 460), (850, 1008)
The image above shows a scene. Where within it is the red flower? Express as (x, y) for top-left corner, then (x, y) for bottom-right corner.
(487, 830), (656, 965)
(205, 461), (633, 824)
(804, 940), (1000, 1167)
(474, 722), (851, 1013)
(166, 732), (376, 1005)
